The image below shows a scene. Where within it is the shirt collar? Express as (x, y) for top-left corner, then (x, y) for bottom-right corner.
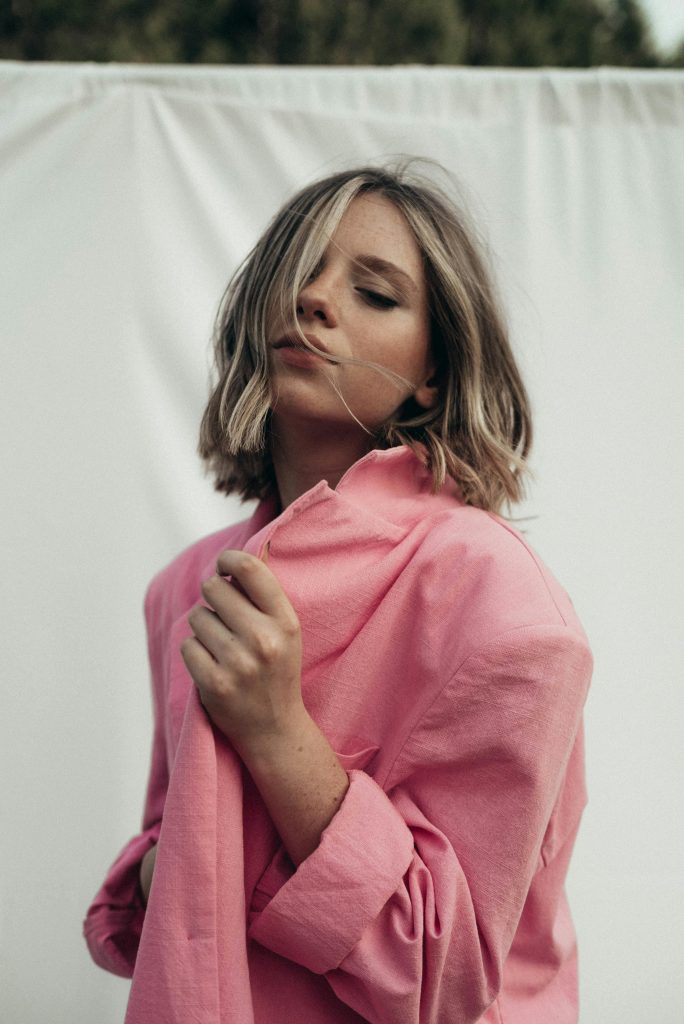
(242, 444), (464, 556)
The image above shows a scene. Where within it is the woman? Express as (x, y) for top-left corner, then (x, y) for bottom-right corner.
(84, 164), (593, 1024)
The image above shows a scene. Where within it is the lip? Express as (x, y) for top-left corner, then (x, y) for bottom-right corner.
(272, 332), (331, 356)
(273, 345), (327, 368)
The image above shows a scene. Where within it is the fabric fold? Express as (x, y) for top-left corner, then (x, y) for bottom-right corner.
(247, 768), (415, 974)
(83, 824), (162, 978)
(125, 686), (254, 1024)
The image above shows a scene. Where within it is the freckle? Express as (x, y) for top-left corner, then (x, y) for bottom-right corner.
(297, 746), (303, 753)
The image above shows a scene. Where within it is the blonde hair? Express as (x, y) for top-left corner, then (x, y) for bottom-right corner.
(198, 161), (534, 516)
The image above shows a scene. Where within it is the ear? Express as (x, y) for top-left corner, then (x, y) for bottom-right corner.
(413, 370), (440, 410)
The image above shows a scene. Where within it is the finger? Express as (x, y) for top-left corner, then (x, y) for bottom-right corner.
(215, 549), (295, 622)
(200, 572), (265, 638)
(180, 634), (221, 688)
(187, 605), (236, 664)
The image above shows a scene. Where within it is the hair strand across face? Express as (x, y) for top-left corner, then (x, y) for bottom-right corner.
(197, 160), (534, 518)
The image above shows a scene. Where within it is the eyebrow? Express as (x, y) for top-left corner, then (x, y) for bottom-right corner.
(352, 254), (419, 296)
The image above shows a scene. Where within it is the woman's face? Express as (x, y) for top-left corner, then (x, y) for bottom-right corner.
(268, 192), (437, 437)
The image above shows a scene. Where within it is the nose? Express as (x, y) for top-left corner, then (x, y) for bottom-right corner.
(296, 275), (338, 328)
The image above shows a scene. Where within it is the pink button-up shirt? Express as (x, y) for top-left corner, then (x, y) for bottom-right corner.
(83, 445), (593, 1023)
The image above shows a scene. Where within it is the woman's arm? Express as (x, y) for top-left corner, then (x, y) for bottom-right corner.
(182, 549), (351, 866)
(238, 712), (350, 866)
(183, 549), (353, 867)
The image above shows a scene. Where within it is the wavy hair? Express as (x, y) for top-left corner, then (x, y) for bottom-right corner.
(198, 161), (534, 516)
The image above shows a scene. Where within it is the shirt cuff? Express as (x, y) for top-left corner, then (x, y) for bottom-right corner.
(83, 824), (161, 978)
(247, 768), (414, 974)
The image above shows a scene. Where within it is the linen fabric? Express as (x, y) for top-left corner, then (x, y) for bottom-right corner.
(83, 444), (593, 1023)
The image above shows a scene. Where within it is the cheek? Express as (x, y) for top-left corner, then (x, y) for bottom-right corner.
(392, 321), (432, 379)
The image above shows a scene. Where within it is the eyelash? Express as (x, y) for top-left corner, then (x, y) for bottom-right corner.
(357, 289), (398, 310)
(304, 264), (398, 310)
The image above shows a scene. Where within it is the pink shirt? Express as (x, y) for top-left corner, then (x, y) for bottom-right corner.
(83, 445), (593, 1023)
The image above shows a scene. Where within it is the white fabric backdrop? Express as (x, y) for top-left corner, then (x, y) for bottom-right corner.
(1, 61), (682, 1023)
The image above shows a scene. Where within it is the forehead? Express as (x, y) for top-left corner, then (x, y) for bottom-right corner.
(329, 192), (423, 274)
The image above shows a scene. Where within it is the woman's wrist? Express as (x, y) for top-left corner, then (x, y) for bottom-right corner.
(239, 712), (350, 866)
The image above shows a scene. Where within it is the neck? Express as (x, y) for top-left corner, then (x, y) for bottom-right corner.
(270, 416), (376, 512)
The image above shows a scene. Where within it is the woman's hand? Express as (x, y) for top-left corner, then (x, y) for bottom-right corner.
(181, 547), (350, 867)
(181, 548), (306, 761)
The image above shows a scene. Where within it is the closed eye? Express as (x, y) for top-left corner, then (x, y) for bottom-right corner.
(357, 289), (398, 309)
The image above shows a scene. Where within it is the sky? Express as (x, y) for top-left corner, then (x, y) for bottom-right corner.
(639, 0), (684, 54)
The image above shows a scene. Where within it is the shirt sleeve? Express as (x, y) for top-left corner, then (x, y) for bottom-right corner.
(247, 623), (593, 1024)
(82, 582), (169, 979)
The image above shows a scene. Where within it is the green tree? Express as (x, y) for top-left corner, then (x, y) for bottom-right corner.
(0, 0), (681, 67)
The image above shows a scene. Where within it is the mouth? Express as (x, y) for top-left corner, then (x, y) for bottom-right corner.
(272, 332), (331, 356)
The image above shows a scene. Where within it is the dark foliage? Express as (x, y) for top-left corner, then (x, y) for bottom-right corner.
(0, 0), (681, 67)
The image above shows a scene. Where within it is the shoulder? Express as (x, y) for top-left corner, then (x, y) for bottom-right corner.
(142, 514), (256, 635)
(404, 503), (594, 719)
(415, 502), (590, 648)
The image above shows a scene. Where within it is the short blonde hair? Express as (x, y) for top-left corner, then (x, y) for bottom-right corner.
(198, 162), (533, 516)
